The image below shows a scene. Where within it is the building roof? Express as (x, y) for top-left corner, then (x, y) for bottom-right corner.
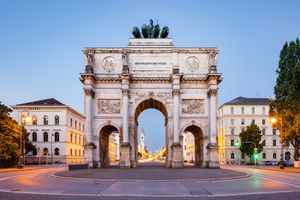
(222, 96), (271, 106)
(16, 98), (65, 106)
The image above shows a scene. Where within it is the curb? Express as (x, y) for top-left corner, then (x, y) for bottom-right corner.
(51, 172), (251, 182)
(254, 167), (300, 174)
(0, 167), (45, 174)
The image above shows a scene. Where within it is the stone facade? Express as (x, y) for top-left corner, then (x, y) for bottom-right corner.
(12, 98), (86, 164)
(218, 97), (294, 165)
(81, 38), (222, 168)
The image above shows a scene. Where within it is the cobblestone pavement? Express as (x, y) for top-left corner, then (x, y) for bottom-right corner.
(55, 162), (246, 181)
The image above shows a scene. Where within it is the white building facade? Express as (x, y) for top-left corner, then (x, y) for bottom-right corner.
(12, 98), (86, 164)
(218, 97), (294, 165)
(81, 37), (222, 168)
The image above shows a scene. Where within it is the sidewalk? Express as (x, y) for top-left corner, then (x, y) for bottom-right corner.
(0, 164), (66, 173)
(257, 166), (300, 173)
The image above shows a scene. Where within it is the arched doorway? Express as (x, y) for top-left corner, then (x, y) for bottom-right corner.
(99, 125), (120, 167)
(133, 98), (169, 167)
(181, 125), (204, 167)
(285, 151), (291, 161)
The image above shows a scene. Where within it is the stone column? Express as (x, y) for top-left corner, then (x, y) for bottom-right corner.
(84, 88), (94, 167)
(120, 73), (131, 168)
(207, 86), (220, 168)
(171, 71), (183, 168)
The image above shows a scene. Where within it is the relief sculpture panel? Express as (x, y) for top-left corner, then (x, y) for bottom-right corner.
(182, 99), (204, 114)
(98, 99), (121, 114)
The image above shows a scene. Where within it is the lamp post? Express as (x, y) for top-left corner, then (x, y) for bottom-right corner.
(18, 111), (32, 168)
(271, 117), (284, 169)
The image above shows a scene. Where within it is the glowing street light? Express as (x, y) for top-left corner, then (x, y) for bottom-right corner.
(18, 111), (32, 168)
(270, 116), (284, 169)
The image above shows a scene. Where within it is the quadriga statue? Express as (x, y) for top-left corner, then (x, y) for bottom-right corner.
(132, 19), (168, 39)
(160, 26), (169, 38)
(132, 27), (141, 38)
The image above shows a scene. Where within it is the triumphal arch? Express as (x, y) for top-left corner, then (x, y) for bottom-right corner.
(81, 26), (221, 168)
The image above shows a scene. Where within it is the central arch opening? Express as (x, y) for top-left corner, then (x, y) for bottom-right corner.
(134, 98), (169, 167)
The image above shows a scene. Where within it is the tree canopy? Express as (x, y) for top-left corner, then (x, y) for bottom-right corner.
(270, 38), (300, 160)
(239, 124), (263, 161)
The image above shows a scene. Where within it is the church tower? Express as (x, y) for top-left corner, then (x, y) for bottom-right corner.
(140, 128), (145, 154)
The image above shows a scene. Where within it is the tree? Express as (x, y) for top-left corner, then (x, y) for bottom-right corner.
(0, 102), (22, 167)
(0, 102), (35, 167)
(239, 124), (263, 163)
(270, 38), (300, 161)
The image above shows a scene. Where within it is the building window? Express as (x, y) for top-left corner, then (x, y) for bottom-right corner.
(273, 153), (277, 159)
(252, 107), (255, 114)
(79, 136), (81, 145)
(241, 128), (245, 132)
(262, 119), (266, 125)
(43, 148), (48, 156)
(262, 107), (266, 115)
(70, 133), (73, 143)
(75, 134), (77, 144)
(75, 149), (77, 156)
(79, 150), (81, 156)
(230, 107), (234, 115)
(70, 149), (73, 156)
(241, 107), (245, 114)
(32, 132), (37, 142)
(70, 118), (73, 127)
(273, 129), (276, 135)
(32, 115), (37, 125)
(241, 119), (245, 125)
(262, 128), (266, 135)
(83, 124), (85, 132)
(230, 128), (235, 135)
(262, 153), (266, 159)
(273, 140), (276, 146)
(54, 132), (59, 142)
(43, 132), (48, 142)
(230, 119), (234, 126)
(231, 140), (234, 146)
(75, 120), (77, 129)
(251, 119), (255, 124)
(55, 115), (59, 125)
(43, 115), (48, 125)
(54, 148), (59, 156)
(231, 153), (235, 159)
(262, 140), (266, 146)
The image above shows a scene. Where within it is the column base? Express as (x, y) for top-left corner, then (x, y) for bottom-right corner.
(84, 144), (94, 168)
(206, 143), (220, 169)
(120, 142), (131, 168)
(171, 142), (183, 168)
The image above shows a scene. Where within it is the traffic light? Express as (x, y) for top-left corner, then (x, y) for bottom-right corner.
(254, 153), (259, 159)
(235, 140), (240, 147)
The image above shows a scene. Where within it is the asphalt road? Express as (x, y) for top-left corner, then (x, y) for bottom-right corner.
(0, 162), (300, 199)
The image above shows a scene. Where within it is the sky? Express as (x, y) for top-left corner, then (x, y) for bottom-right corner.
(1, 0), (300, 153)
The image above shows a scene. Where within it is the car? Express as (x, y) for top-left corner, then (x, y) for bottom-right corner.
(277, 160), (293, 167)
(264, 161), (273, 166)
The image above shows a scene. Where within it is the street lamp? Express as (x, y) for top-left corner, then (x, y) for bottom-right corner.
(18, 111), (32, 168)
(271, 117), (284, 169)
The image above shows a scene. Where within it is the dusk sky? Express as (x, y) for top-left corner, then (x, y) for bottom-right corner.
(1, 0), (299, 152)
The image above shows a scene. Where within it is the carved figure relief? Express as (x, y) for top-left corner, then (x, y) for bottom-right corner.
(98, 99), (121, 114)
(186, 56), (199, 72)
(209, 50), (217, 66)
(182, 99), (204, 114)
(102, 57), (115, 72)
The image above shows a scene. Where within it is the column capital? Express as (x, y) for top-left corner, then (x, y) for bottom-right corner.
(122, 89), (130, 96)
(207, 88), (218, 97)
(84, 88), (95, 97)
(172, 89), (180, 97)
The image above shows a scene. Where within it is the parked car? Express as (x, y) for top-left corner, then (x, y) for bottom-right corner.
(277, 160), (293, 167)
(264, 161), (273, 166)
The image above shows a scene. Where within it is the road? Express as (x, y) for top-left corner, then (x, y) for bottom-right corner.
(0, 162), (300, 199)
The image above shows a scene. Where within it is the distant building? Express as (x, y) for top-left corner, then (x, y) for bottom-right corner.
(12, 98), (86, 164)
(183, 132), (195, 162)
(218, 97), (294, 165)
(138, 128), (146, 157)
(108, 132), (120, 162)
